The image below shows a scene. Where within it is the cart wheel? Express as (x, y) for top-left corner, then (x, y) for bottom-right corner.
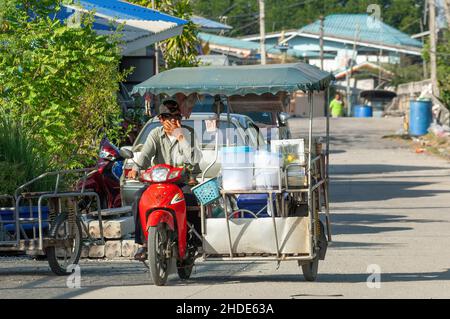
(46, 213), (82, 276)
(301, 257), (319, 282)
(300, 221), (326, 281)
(148, 224), (172, 286)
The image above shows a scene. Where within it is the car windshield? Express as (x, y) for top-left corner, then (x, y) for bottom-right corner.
(134, 119), (248, 149)
(240, 112), (274, 125)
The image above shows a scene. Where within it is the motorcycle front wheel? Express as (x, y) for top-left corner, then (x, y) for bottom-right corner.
(148, 223), (172, 286)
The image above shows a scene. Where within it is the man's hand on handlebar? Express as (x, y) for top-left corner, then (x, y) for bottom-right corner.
(128, 169), (138, 180)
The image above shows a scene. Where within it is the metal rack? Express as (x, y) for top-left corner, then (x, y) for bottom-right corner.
(0, 168), (105, 256)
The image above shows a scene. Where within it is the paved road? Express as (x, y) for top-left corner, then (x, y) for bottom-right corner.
(1, 117), (450, 299)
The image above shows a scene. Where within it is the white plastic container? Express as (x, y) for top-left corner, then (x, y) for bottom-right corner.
(220, 146), (255, 191)
(254, 150), (281, 190)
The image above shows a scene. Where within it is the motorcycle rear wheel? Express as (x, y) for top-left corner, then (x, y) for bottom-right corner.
(148, 224), (172, 286)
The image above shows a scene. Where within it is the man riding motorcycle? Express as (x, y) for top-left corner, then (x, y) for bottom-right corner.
(128, 98), (203, 261)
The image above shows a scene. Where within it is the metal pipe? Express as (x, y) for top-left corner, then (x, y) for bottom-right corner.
(14, 168), (95, 199)
(326, 85), (330, 180)
(202, 254), (317, 262)
(269, 192), (280, 259)
(15, 195), (23, 246)
(200, 96), (222, 245)
(310, 179), (325, 192)
(223, 193), (234, 259)
(325, 85), (332, 242)
(37, 197), (44, 251)
(29, 199), (36, 240)
(54, 173), (61, 194)
(307, 92), (314, 259)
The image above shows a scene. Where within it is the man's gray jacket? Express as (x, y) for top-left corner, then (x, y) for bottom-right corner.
(133, 125), (202, 181)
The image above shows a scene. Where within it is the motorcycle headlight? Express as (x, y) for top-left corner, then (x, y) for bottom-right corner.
(151, 167), (170, 182)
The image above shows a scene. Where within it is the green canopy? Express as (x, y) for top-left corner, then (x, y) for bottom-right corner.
(132, 63), (334, 97)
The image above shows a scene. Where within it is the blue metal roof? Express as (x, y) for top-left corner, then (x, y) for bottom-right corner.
(72, 0), (187, 25)
(192, 16), (232, 31)
(198, 32), (335, 59)
(300, 14), (422, 49)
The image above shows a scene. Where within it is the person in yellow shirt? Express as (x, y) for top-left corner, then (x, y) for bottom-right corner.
(329, 93), (345, 117)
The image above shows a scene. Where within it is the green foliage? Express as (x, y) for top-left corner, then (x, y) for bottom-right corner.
(128, 0), (200, 69)
(0, 111), (49, 194)
(423, 31), (450, 109)
(436, 32), (450, 109)
(0, 0), (126, 172)
(384, 61), (424, 87)
(192, 0), (424, 36)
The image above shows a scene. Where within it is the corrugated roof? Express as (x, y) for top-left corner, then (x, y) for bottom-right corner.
(192, 16), (232, 31)
(64, 0), (187, 33)
(59, 1), (187, 54)
(198, 32), (335, 59)
(75, 0), (185, 24)
(300, 14), (422, 49)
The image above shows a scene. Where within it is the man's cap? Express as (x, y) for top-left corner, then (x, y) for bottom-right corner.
(158, 98), (181, 116)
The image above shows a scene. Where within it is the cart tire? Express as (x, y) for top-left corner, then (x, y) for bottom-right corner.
(148, 224), (172, 286)
(177, 258), (194, 280)
(46, 213), (82, 276)
(300, 221), (326, 281)
(301, 258), (319, 282)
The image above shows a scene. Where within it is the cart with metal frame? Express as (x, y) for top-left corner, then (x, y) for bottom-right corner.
(133, 62), (334, 281)
(0, 168), (130, 275)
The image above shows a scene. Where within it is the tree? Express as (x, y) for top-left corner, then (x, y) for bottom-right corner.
(191, 0), (424, 36)
(423, 31), (450, 109)
(0, 0), (126, 170)
(128, 0), (200, 69)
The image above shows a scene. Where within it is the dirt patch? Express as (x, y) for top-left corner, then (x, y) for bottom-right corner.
(383, 133), (450, 161)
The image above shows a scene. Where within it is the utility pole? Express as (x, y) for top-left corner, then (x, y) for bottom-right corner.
(152, 0), (159, 74)
(346, 24), (360, 117)
(420, 18), (428, 79)
(319, 15), (324, 70)
(259, 0), (266, 65)
(429, 0), (439, 97)
(378, 48), (383, 86)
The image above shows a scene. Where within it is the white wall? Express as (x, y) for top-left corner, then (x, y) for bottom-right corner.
(336, 78), (376, 91)
(308, 59), (338, 72)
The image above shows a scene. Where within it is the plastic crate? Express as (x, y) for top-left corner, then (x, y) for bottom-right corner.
(192, 178), (221, 206)
(236, 194), (276, 218)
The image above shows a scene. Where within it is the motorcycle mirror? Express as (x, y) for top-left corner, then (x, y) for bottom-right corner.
(119, 147), (134, 159)
(278, 112), (291, 126)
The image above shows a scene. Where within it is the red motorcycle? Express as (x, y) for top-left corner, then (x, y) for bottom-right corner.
(121, 147), (199, 285)
(78, 137), (123, 211)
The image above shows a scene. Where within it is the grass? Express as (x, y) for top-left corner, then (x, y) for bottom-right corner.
(0, 112), (49, 195)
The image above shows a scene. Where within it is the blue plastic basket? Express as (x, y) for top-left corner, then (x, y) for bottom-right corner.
(192, 178), (221, 205)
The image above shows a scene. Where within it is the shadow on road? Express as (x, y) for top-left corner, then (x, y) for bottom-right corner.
(329, 180), (450, 203)
(176, 269), (450, 285)
(328, 212), (446, 236)
(329, 164), (444, 175)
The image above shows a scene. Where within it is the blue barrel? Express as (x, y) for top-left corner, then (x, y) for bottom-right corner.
(353, 105), (373, 117)
(409, 100), (432, 136)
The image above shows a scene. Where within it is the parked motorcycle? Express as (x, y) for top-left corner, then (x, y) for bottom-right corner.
(78, 137), (124, 211)
(120, 148), (198, 286)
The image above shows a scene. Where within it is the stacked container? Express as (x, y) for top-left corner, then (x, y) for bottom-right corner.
(220, 146), (255, 191)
